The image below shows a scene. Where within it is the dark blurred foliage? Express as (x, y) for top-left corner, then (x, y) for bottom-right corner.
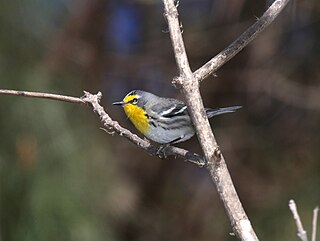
(0, 0), (319, 240)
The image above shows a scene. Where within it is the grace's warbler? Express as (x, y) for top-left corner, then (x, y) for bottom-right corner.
(113, 90), (241, 144)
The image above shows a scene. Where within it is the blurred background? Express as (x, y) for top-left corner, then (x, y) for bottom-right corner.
(0, 0), (319, 240)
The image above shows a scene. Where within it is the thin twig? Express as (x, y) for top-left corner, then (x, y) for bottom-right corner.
(312, 206), (319, 241)
(193, 0), (291, 82)
(0, 88), (205, 166)
(0, 89), (85, 104)
(289, 199), (308, 241)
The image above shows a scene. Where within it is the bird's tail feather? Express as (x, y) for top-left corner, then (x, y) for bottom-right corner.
(206, 106), (242, 118)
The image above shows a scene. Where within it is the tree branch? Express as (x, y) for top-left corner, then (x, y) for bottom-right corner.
(312, 206), (319, 241)
(193, 0), (291, 82)
(163, 0), (290, 240)
(289, 199), (308, 241)
(162, 0), (273, 240)
(0, 89), (85, 105)
(0, 89), (205, 166)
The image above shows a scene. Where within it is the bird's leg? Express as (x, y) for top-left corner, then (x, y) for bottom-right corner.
(156, 144), (170, 158)
(156, 137), (183, 158)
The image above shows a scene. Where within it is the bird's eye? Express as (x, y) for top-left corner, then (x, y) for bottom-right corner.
(132, 98), (138, 104)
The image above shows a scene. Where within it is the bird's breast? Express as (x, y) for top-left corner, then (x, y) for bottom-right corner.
(123, 105), (149, 134)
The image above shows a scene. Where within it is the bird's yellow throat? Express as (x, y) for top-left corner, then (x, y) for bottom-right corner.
(122, 95), (149, 134)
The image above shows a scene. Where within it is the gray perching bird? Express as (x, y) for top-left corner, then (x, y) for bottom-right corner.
(113, 90), (242, 144)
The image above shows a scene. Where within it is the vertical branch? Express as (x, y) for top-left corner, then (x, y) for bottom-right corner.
(312, 206), (319, 241)
(163, 1), (193, 79)
(163, 0), (259, 240)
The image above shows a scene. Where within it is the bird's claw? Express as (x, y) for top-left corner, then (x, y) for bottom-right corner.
(156, 144), (170, 158)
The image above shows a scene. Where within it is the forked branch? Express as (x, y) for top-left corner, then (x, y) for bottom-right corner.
(162, 0), (291, 240)
(289, 200), (319, 241)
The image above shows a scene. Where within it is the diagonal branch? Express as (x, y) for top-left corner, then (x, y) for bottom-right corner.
(194, 0), (291, 82)
(0, 89), (205, 166)
(289, 200), (308, 241)
(288, 200), (319, 241)
(163, 0), (259, 240)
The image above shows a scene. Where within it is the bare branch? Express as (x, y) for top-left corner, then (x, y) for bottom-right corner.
(163, 0), (193, 80)
(0, 88), (205, 166)
(312, 206), (319, 241)
(0, 89), (85, 105)
(194, 0), (291, 82)
(289, 199), (308, 241)
(163, 0), (271, 240)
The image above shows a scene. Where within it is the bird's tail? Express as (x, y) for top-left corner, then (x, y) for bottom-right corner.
(206, 106), (242, 119)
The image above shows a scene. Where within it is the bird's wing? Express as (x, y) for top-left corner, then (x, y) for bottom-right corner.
(149, 99), (188, 118)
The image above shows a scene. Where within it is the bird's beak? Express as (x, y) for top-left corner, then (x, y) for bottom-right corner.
(112, 101), (126, 106)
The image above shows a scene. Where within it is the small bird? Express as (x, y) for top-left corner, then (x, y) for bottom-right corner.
(113, 90), (241, 144)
